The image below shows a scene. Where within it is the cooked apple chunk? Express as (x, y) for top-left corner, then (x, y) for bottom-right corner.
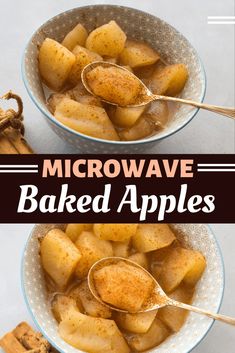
(112, 241), (130, 258)
(128, 252), (149, 270)
(75, 231), (113, 278)
(75, 94), (102, 107)
(134, 63), (159, 81)
(65, 223), (92, 242)
(66, 80), (89, 99)
(115, 310), (157, 334)
(126, 318), (169, 351)
(159, 247), (206, 292)
(104, 56), (118, 64)
(86, 20), (126, 57)
(38, 38), (75, 91)
(183, 251), (207, 286)
(132, 224), (176, 252)
(143, 101), (169, 128)
(59, 308), (130, 353)
(68, 45), (103, 85)
(110, 106), (146, 128)
(150, 63), (189, 96)
(47, 93), (69, 114)
(69, 281), (112, 318)
(93, 224), (137, 242)
(62, 23), (88, 50)
(158, 285), (192, 332)
(120, 40), (160, 68)
(119, 117), (154, 141)
(54, 97), (119, 140)
(52, 294), (78, 322)
(66, 81), (103, 107)
(40, 228), (81, 289)
(85, 66), (143, 106)
(93, 261), (154, 313)
(150, 245), (176, 280)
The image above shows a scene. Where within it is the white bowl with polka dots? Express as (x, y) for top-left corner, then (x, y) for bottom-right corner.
(22, 224), (224, 353)
(22, 5), (206, 153)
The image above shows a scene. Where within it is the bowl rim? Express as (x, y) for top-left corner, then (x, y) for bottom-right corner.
(21, 223), (224, 353)
(21, 4), (207, 147)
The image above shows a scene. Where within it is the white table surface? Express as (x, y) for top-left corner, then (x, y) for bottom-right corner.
(0, 224), (235, 353)
(0, 0), (234, 153)
(0, 1), (235, 353)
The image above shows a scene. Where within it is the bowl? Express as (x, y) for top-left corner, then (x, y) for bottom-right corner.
(22, 224), (224, 353)
(22, 5), (206, 153)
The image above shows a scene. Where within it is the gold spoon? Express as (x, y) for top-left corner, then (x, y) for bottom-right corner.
(88, 257), (235, 326)
(82, 61), (235, 119)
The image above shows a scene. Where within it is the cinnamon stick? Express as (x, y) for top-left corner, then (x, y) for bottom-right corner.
(0, 91), (34, 154)
(13, 322), (33, 341)
(0, 322), (58, 353)
(0, 133), (19, 154)
(3, 129), (33, 154)
(0, 332), (27, 353)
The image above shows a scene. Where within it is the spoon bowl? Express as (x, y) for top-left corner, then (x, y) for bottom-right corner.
(88, 256), (235, 325)
(81, 61), (152, 107)
(82, 61), (235, 119)
(88, 256), (168, 313)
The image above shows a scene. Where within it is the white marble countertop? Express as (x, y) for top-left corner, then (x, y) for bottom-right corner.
(0, 223), (235, 353)
(0, 0), (234, 153)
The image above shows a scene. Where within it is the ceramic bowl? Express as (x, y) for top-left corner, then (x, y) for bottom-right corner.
(22, 224), (224, 353)
(22, 5), (206, 153)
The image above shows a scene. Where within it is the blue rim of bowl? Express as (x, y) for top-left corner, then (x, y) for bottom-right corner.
(21, 224), (224, 353)
(21, 4), (207, 147)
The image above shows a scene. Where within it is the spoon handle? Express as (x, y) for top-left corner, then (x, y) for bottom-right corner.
(154, 95), (235, 120)
(170, 299), (235, 326)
